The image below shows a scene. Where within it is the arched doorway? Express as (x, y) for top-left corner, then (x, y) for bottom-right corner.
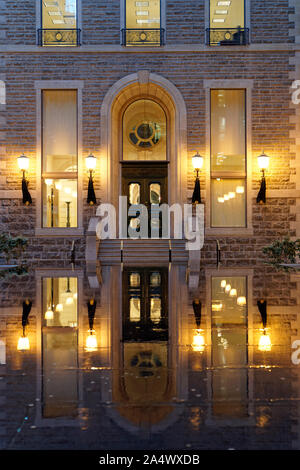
(99, 71), (188, 237)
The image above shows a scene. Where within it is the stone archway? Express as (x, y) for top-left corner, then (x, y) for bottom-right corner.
(99, 71), (188, 227)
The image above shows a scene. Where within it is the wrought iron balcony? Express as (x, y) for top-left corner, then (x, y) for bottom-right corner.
(37, 29), (81, 47)
(206, 28), (249, 46)
(121, 28), (165, 46)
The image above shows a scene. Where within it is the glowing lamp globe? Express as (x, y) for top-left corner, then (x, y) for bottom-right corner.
(17, 336), (30, 351)
(229, 288), (237, 297)
(17, 154), (29, 171)
(192, 152), (204, 170)
(85, 330), (98, 352)
(45, 307), (54, 320)
(192, 329), (205, 353)
(258, 332), (272, 352)
(86, 154), (97, 171)
(257, 152), (270, 171)
(221, 280), (227, 288)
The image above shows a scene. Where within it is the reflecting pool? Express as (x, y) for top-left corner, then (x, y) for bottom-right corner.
(0, 261), (300, 450)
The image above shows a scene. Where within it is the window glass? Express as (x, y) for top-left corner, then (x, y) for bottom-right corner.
(42, 90), (77, 173)
(210, 0), (244, 29)
(123, 99), (166, 161)
(211, 89), (246, 172)
(211, 178), (246, 227)
(42, 0), (77, 29)
(43, 277), (78, 327)
(43, 178), (77, 228)
(126, 0), (160, 29)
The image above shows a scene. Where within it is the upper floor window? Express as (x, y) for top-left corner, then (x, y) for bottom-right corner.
(38, 0), (80, 46)
(210, 89), (246, 228)
(207, 0), (249, 46)
(42, 90), (78, 228)
(122, 0), (164, 46)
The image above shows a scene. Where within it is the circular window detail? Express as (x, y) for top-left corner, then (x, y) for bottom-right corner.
(129, 121), (161, 149)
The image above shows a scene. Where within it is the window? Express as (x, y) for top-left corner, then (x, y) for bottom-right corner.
(42, 276), (78, 418)
(122, 0), (164, 46)
(42, 90), (78, 228)
(210, 89), (246, 228)
(123, 99), (167, 161)
(39, 0), (80, 46)
(208, 0), (248, 46)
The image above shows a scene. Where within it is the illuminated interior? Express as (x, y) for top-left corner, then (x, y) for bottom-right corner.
(42, 0), (77, 29)
(210, 0), (244, 29)
(126, 0), (161, 29)
(211, 276), (248, 418)
(43, 178), (77, 228)
(123, 99), (166, 161)
(42, 277), (78, 327)
(42, 90), (77, 173)
(211, 89), (246, 227)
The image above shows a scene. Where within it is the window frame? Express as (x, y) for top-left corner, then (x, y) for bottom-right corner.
(35, 80), (84, 236)
(37, 0), (82, 46)
(205, 0), (251, 46)
(120, 0), (166, 46)
(203, 79), (253, 236)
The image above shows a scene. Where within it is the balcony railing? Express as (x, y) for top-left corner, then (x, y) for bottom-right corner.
(37, 29), (81, 47)
(206, 28), (249, 46)
(121, 28), (165, 46)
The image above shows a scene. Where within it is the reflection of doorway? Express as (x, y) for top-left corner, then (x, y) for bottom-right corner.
(122, 267), (168, 341)
(122, 162), (168, 237)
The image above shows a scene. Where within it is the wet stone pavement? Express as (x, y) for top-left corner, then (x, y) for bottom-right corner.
(0, 261), (300, 450)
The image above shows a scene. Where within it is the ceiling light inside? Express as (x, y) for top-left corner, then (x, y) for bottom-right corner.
(217, 1), (231, 5)
(213, 18), (225, 22)
(215, 10), (228, 14)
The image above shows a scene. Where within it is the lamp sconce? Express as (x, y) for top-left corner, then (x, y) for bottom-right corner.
(257, 299), (272, 351)
(256, 152), (270, 204)
(17, 154), (32, 206)
(85, 153), (97, 206)
(85, 298), (97, 352)
(17, 299), (32, 351)
(192, 299), (205, 352)
(192, 152), (204, 204)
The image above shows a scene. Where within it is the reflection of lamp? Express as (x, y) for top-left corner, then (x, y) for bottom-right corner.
(17, 154), (32, 206)
(45, 306), (54, 320)
(212, 302), (223, 312)
(257, 152), (270, 204)
(237, 296), (246, 306)
(192, 152), (204, 204)
(220, 279), (227, 288)
(17, 300), (32, 351)
(229, 288), (237, 297)
(225, 284), (231, 293)
(192, 299), (205, 352)
(257, 299), (272, 351)
(85, 299), (98, 352)
(86, 153), (97, 206)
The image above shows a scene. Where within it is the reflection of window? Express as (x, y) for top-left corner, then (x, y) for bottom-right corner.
(123, 99), (166, 161)
(208, 1), (246, 46)
(211, 276), (248, 418)
(42, 90), (78, 228)
(42, 277), (78, 327)
(210, 90), (246, 227)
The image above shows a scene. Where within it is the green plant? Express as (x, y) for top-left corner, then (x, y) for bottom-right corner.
(0, 233), (28, 263)
(263, 238), (300, 270)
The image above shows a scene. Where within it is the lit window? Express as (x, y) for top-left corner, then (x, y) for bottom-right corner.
(209, 0), (246, 46)
(210, 89), (246, 228)
(41, 0), (78, 46)
(124, 0), (162, 46)
(42, 90), (78, 228)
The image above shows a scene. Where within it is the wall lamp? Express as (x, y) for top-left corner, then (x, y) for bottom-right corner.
(256, 152), (270, 204)
(17, 154), (32, 206)
(85, 299), (97, 352)
(17, 299), (32, 351)
(192, 152), (204, 204)
(86, 153), (97, 206)
(192, 299), (205, 352)
(257, 299), (272, 352)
